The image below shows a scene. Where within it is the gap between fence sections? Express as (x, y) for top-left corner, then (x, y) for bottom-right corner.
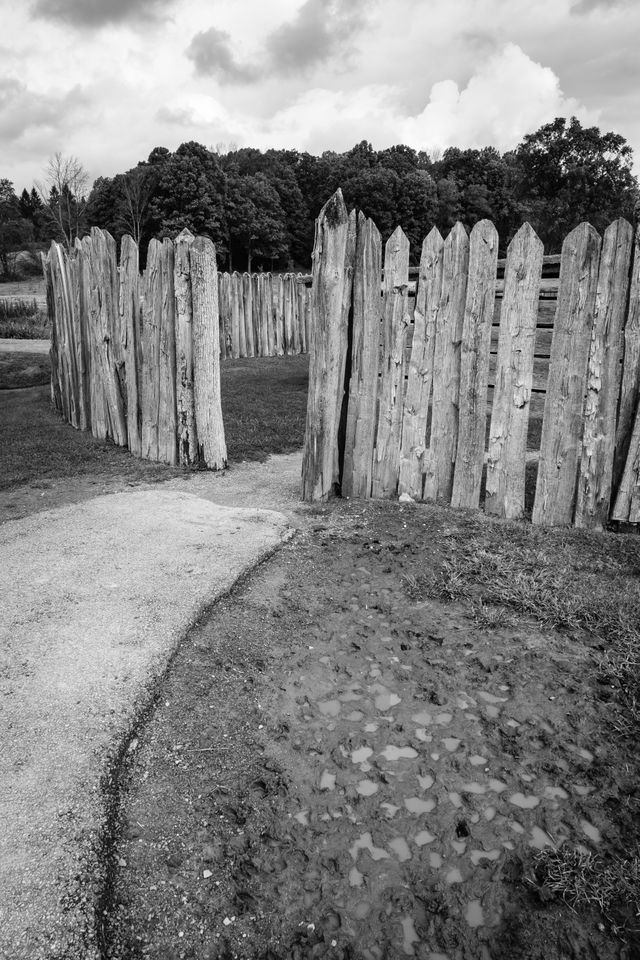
(301, 189), (640, 530)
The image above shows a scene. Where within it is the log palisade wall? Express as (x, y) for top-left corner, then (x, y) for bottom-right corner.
(302, 189), (640, 530)
(44, 227), (311, 468)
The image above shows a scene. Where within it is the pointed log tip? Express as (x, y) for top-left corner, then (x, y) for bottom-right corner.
(564, 221), (601, 245)
(175, 227), (195, 243)
(470, 218), (498, 237)
(448, 221), (469, 241)
(319, 189), (348, 228)
(509, 221), (543, 247)
(388, 225), (409, 247)
(424, 226), (444, 246)
(603, 216), (634, 237)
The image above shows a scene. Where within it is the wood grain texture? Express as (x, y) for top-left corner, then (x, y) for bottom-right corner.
(119, 234), (141, 456)
(485, 223), (544, 518)
(397, 228), (444, 500)
(302, 189), (357, 501)
(452, 219), (499, 509)
(423, 222), (469, 503)
(371, 227), (411, 499)
(342, 213), (383, 499)
(190, 236), (227, 470)
(532, 222), (602, 526)
(612, 224), (640, 494)
(174, 229), (198, 466)
(576, 218), (633, 529)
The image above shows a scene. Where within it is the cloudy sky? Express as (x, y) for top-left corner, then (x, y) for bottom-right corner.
(1, 0), (639, 192)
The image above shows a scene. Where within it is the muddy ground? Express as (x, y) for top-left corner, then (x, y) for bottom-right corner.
(102, 500), (639, 960)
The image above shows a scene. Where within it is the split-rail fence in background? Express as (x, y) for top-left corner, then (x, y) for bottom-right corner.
(301, 190), (640, 529)
(43, 227), (311, 468)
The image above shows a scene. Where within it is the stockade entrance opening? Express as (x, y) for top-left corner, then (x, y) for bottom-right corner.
(44, 227), (312, 471)
(301, 189), (640, 530)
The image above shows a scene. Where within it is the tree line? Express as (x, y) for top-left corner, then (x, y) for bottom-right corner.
(1, 117), (638, 277)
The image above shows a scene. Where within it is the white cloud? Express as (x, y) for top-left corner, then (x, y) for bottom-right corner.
(403, 43), (597, 152)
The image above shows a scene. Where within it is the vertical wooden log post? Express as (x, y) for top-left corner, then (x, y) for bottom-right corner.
(74, 237), (92, 432)
(42, 249), (62, 414)
(242, 272), (255, 357)
(49, 242), (74, 425)
(371, 227), (411, 499)
(485, 223), (544, 519)
(119, 234), (142, 456)
(156, 238), (178, 465)
(613, 398), (640, 522)
(423, 222), (469, 503)
(397, 228), (444, 500)
(273, 274), (285, 356)
(84, 234), (108, 441)
(342, 214), (383, 499)
(67, 252), (84, 429)
(613, 224), (640, 492)
(575, 218), (634, 529)
(261, 274), (273, 355)
(302, 190), (356, 501)
(190, 236), (227, 470)
(297, 276), (308, 353)
(452, 219), (499, 509)
(141, 238), (162, 460)
(175, 228), (199, 465)
(283, 274), (295, 354)
(532, 223), (602, 526)
(231, 272), (246, 359)
(90, 228), (127, 446)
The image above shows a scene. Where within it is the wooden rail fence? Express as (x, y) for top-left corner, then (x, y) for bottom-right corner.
(302, 190), (640, 529)
(44, 228), (311, 467)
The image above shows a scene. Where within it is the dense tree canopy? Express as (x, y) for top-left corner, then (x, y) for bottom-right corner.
(10, 117), (638, 270)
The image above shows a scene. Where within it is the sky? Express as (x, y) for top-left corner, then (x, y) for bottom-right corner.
(1, 0), (639, 193)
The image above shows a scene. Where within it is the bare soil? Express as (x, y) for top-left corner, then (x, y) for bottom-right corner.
(103, 500), (639, 960)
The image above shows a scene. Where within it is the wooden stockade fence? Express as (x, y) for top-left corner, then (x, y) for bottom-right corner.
(302, 189), (640, 529)
(44, 228), (311, 467)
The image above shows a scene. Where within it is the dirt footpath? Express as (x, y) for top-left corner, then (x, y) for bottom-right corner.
(0, 489), (291, 960)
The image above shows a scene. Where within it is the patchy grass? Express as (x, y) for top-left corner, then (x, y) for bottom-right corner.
(220, 355), (308, 462)
(400, 504), (640, 739)
(0, 355), (308, 491)
(0, 352), (50, 389)
(0, 297), (50, 338)
(532, 845), (640, 940)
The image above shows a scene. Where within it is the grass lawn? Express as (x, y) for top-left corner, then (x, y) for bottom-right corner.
(0, 355), (309, 493)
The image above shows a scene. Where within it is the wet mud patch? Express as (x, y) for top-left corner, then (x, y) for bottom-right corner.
(105, 502), (639, 960)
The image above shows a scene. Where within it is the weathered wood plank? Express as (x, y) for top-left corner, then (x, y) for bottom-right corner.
(96, 228), (127, 445)
(157, 238), (177, 465)
(452, 219), (499, 509)
(83, 235), (108, 441)
(190, 236), (227, 470)
(612, 224), (640, 493)
(119, 234), (141, 456)
(219, 271), (232, 358)
(423, 222), (469, 502)
(174, 228), (199, 465)
(297, 277), (308, 353)
(74, 237), (92, 432)
(485, 223), (544, 518)
(613, 398), (640, 522)
(302, 190), (357, 501)
(342, 214), (383, 499)
(371, 227), (411, 498)
(42, 250), (62, 413)
(397, 228), (444, 500)
(283, 274), (295, 354)
(575, 219), (633, 529)
(532, 223), (602, 526)
(140, 238), (162, 460)
(273, 274), (285, 356)
(231, 271), (246, 358)
(242, 272), (255, 357)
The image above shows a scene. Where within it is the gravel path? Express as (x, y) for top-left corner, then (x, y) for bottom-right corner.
(0, 488), (292, 959)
